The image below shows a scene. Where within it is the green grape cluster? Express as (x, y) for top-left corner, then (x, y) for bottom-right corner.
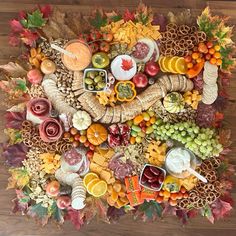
(152, 119), (223, 159)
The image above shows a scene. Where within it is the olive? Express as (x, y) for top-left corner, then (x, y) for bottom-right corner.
(84, 78), (93, 85)
(87, 71), (97, 79)
(99, 71), (105, 77)
(87, 84), (94, 91)
(95, 85), (100, 90)
(98, 81), (106, 89)
(94, 75), (102, 83)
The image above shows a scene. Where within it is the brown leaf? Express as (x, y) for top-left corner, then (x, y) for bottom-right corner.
(167, 9), (194, 25)
(0, 62), (27, 78)
(41, 8), (77, 39)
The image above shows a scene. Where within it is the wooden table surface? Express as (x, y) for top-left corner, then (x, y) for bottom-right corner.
(0, 0), (236, 235)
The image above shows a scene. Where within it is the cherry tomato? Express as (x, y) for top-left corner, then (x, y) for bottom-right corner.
(90, 30), (102, 41)
(89, 143), (95, 151)
(99, 41), (110, 53)
(206, 41), (213, 48)
(184, 55), (192, 63)
(86, 150), (94, 160)
(102, 33), (113, 42)
(78, 33), (90, 43)
(84, 140), (90, 148)
(89, 42), (99, 53)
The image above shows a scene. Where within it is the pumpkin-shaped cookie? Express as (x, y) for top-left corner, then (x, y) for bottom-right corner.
(72, 110), (92, 130)
(87, 123), (108, 145)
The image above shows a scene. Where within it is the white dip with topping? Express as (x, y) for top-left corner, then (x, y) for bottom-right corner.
(166, 147), (191, 174)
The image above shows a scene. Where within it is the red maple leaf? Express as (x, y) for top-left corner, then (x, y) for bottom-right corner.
(38, 4), (52, 18)
(20, 29), (39, 46)
(211, 199), (233, 221)
(123, 9), (135, 22)
(18, 10), (26, 20)
(9, 19), (23, 33)
(121, 58), (133, 71)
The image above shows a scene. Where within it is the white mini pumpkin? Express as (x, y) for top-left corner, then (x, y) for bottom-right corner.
(72, 110), (92, 130)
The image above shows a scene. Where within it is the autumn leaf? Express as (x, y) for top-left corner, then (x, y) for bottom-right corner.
(7, 168), (30, 189)
(27, 203), (50, 226)
(64, 207), (84, 230)
(20, 29), (39, 46)
(4, 128), (22, 145)
(123, 9), (135, 22)
(12, 189), (30, 214)
(201, 205), (214, 223)
(21, 9), (46, 28)
(38, 4), (52, 18)
(219, 128), (232, 148)
(48, 201), (64, 224)
(9, 19), (24, 33)
(0, 62), (27, 78)
(2, 143), (28, 167)
(5, 111), (26, 129)
(105, 10), (122, 23)
(7, 102), (27, 113)
(121, 58), (133, 71)
(152, 14), (167, 32)
(89, 9), (107, 29)
(135, 3), (153, 25)
(211, 199), (233, 221)
(8, 34), (21, 47)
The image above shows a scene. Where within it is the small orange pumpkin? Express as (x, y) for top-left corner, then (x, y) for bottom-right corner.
(87, 123), (108, 146)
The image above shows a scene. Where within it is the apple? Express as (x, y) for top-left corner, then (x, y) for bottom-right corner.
(144, 61), (160, 77)
(46, 180), (60, 197)
(132, 73), (148, 88)
(56, 196), (71, 209)
(27, 68), (43, 84)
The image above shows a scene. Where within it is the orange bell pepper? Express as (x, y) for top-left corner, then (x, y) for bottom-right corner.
(114, 81), (136, 102)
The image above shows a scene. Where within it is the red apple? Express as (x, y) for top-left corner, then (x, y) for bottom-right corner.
(132, 73), (148, 88)
(56, 196), (71, 209)
(144, 61), (160, 77)
(46, 180), (60, 197)
(27, 68), (43, 84)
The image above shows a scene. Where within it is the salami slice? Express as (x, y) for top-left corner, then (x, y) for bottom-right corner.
(132, 42), (150, 60)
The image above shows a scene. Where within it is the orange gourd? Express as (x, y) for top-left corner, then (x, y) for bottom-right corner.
(187, 61), (204, 79)
(86, 123), (108, 146)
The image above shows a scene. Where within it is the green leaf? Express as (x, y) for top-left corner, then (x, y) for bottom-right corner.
(29, 203), (48, 218)
(23, 9), (46, 28)
(90, 10), (107, 29)
(49, 201), (64, 224)
(153, 202), (162, 217)
(109, 15), (122, 22)
(15, 79), (27, 92)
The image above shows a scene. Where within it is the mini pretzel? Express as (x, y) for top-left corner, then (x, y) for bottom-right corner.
(177, 199), (191, 209)
(195, 31), (207, 42)
(166, 23), (178, 31)
(190, 25), (198, 33)
(164, 48), (175, 56)
(179, 25), (191, 35)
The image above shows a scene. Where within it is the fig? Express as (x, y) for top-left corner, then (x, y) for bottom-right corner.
(150, 166), (161, 176)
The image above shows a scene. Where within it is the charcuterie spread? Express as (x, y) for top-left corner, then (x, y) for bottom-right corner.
(0, 3), (235, 229)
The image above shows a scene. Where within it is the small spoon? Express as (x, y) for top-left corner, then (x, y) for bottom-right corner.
(186, 166), (208, 183)
(50, 44), (78, 59)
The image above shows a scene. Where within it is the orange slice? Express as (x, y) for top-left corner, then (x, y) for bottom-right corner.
(162, 56), (172, 72)
(86, 178), (100, 194)
(91, 180), (107, 197)
(168, 56), (179, 73)
(158, 56), (166, 72)
(174, 57), (187, 74)
(83, 172), (99, 187)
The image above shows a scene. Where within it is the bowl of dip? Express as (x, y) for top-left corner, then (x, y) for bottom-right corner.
(165, 147), (197, 178)
(61, 40), (92, 71)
